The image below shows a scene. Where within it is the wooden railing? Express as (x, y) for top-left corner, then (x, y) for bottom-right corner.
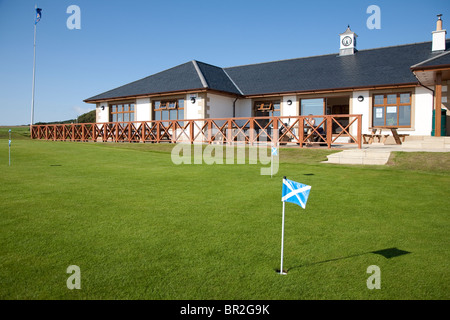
(30, 115), (362, 148)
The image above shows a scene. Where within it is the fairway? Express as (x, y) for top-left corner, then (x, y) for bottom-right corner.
(1, 128), (449, 300)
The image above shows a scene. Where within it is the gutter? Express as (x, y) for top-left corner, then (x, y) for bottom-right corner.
(233, 97), (238, 118)
(413, 74), (435, 94)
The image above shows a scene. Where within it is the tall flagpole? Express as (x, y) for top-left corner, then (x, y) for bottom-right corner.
(30, 5), (38, 130)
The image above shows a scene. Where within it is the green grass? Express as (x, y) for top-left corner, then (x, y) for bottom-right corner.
(0, 127), (449, 300)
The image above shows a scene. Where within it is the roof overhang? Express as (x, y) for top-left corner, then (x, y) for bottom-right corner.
(410, 65), (450, 86)
(243, 83), (419, 99)
(410, 50), (450, 86)
(84, 88), (242, 104)
(85, 82), (420, 103)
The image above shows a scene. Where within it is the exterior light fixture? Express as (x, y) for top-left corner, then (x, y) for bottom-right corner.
(101, 106), (105, 110)
(191, 97), (196, 104)
(287, 100), (292, 105)
(357, 96), (364, 102)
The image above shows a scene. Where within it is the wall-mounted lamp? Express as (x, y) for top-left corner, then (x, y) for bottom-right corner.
(101, 105), (105, 110)
(357, 96), (364, 102)
(287, 100), (292, 105)
(190, 97), (196, 104)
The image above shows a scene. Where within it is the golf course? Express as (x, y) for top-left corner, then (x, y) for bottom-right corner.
(1, 127), (448, 300)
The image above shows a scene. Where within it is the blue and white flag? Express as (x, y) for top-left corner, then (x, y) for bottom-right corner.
(282, 178), (311, 209)
(8, 140), (11, 147)
(35, 8), (42, 24)
(271, 147), (278, 156)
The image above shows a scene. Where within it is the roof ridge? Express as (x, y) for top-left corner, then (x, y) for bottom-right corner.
(191, 60), (209, 88)
(193, 60), (243, 95)
(222, 68), (244, 95)
(224, 52), (338, 70)
(193, 60), (222, 69)
(356, 40), (433, 52)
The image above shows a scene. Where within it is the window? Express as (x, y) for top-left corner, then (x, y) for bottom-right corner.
(372, 93), (411, 127)
(300, 98), (324, 116)
(110, 103), (135, 122)
(254, 101), (280, 117)
(301, 98), (325, 128)
(154, 99), (184, 121)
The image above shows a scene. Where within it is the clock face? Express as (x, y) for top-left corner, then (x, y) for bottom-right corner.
(342, 36), (352, 47)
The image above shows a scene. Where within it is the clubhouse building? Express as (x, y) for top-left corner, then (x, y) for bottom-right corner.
(32, 16), (450, 146)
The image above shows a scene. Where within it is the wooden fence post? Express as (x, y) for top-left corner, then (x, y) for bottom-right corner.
(299, 117), (304, 148)
(327, 116), (332, 149)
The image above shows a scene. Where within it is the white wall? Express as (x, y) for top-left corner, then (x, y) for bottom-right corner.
(207, 93), (235, 119)
(136, 98), (151, 122)
(281, 96), (298, 118)
(413, 86), (433, 136)
(96, 102), (109, 123)
(185, 93), (204, 119)
(281, 96), (299, 129)
(235, 99), (252, 118)
(351, 91), (370, 134)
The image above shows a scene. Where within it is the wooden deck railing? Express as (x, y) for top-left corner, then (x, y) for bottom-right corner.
(30, 114), (362, 148)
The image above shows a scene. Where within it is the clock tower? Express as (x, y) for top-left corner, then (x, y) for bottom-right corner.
(339, 25), (357, 56)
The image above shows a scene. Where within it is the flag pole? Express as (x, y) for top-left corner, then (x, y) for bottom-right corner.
(278, 176), (311, 275)
(30, 5), (38, 130)
(280, 176), (287, 275)
(8, 129), (11, 166)
(271, 148), (273, 178)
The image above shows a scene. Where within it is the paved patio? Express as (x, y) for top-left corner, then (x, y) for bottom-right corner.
(324, 136), (450, 165)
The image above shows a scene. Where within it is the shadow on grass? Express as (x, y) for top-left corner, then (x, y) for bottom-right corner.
(283, 247), (411, 273)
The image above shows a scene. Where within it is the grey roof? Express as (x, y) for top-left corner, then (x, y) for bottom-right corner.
(224, 40), (450, 96)
(411, 49), (450, 69)
(85, 60), (241, 102)
(85, 61), (204, 101)
(195, 61), (242, 95)
(85, 40), (450, 102)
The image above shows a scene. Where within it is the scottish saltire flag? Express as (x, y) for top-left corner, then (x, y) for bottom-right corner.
(282, 178), (311, 209)
(35, 8), (42, 24)
(271, 147), (278, 156)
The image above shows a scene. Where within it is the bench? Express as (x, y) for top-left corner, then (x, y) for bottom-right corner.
(363, 128), (410, 145)
(363, 129), (389, 144)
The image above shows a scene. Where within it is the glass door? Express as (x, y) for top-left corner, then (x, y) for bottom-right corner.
(300, 98), (326, 141)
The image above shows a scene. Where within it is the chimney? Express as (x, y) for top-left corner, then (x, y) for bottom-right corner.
(432, 14), (447, 52)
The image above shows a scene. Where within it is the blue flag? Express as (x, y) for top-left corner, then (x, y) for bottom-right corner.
(282, 178), (311, 209)
(9, 140), (11, 147)
(35, 8), (42, 24)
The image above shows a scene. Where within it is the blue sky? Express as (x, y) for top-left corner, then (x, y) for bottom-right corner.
(0, 0), (449, 125)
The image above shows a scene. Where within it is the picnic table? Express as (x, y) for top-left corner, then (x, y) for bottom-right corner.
(363, 127), (409, 145)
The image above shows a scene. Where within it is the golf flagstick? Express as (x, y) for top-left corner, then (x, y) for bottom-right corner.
(8, 129), (11, 166)
(279, 176), (311, 275)
(280, 194), (286, 275)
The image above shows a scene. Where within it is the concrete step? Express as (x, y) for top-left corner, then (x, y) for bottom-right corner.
(402, 140), (450, 149)
(325, 150), (391, 165)
(401, 136), (450, 149)
(405, 136), (450, 142)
